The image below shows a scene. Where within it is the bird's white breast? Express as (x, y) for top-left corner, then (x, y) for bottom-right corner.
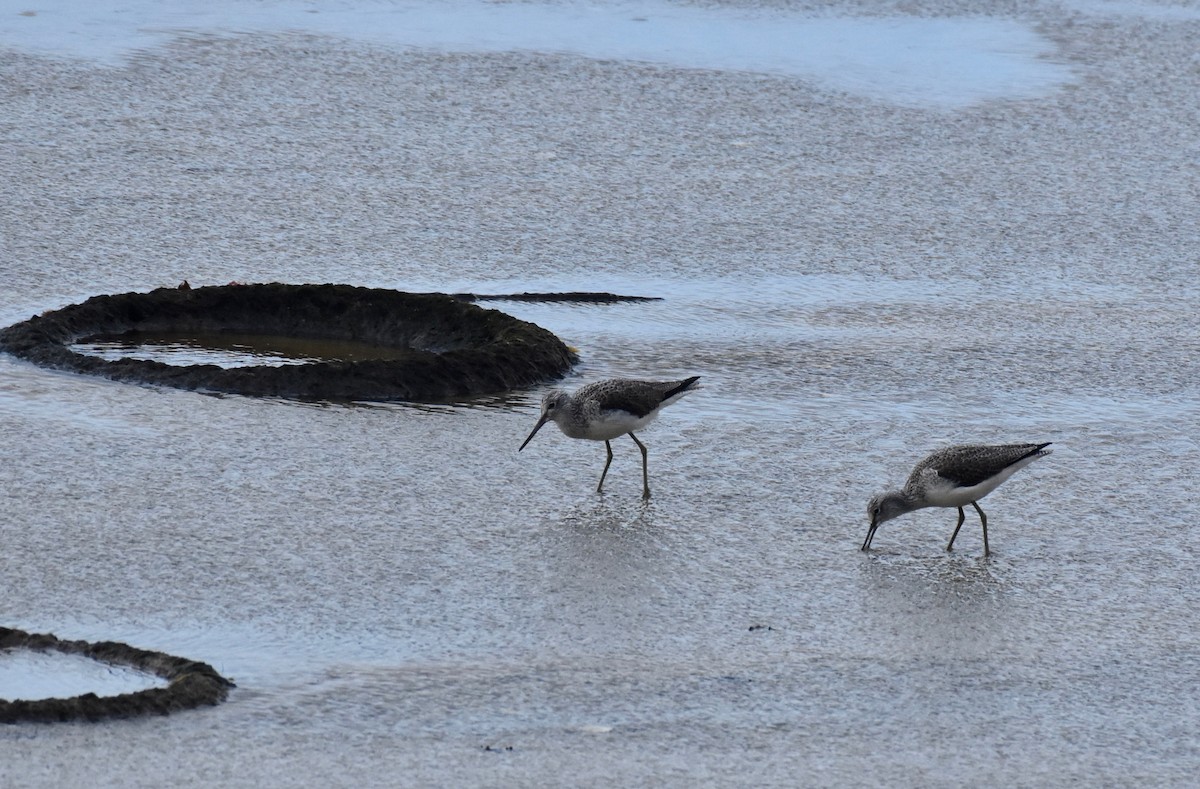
(564, 408), (657, 441)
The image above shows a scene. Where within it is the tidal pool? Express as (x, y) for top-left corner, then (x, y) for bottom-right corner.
(0, 651), (167, 701)
(72, 331), (418, 368)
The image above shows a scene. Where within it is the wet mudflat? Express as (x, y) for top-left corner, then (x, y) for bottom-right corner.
(2, 1), (1199, 785)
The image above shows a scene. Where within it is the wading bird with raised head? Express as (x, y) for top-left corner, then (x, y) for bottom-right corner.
(519, 376), (700, 499)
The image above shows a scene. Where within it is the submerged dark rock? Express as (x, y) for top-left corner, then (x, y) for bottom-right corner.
(0, 627), (235, 724)
(0, 283), (576, 401)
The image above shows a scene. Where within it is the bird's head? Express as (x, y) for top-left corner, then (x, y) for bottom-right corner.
(518, 390), (569, 451)
(866, 490), (908, 529)
(862, 490), (908, 551)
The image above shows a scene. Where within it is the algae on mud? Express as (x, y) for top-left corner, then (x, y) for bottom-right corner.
(0, 283), (576, 401)
(0, 628), (235, 724)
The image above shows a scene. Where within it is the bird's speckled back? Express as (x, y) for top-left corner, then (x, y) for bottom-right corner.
(905, 443), (1052, 491)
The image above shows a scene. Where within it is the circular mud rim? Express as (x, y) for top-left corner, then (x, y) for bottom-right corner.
(0, 627), (235, 724)
(0, 283), (576, 401)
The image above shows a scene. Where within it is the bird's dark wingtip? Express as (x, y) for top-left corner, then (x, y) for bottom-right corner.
(1011, 442), (1053, 465)
(664, 375), (701, 400)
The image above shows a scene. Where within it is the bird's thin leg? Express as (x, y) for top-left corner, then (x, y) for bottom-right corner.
(629, 432), (650, 499)
(946, 507), (966, 552)
(597, 440), (614, 494)
(972, 501), (990, 556)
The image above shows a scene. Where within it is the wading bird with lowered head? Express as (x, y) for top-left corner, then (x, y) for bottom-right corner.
(863, 442), (1052, 556)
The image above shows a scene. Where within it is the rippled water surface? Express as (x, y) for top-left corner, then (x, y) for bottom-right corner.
(2, 1), (1199, 786)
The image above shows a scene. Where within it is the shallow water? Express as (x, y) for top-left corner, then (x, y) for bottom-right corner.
(0, 0), (1074, 107)
(0, 652), (166, 701)
(72, 331), (422, 367)
(2, 1), (1200, 786)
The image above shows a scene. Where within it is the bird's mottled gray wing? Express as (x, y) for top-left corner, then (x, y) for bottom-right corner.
(908, 443), (1051, 488)
(577, 378), (695, 419)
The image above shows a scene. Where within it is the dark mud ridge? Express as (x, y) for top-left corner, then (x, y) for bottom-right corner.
(455, 291), (662, 304)
(0, 627), (235, 724)
(0, 283), (576, 401)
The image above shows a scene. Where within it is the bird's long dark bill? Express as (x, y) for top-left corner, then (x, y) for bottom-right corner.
(519, 415), (549, 451)
(861, 520), (879, 551)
